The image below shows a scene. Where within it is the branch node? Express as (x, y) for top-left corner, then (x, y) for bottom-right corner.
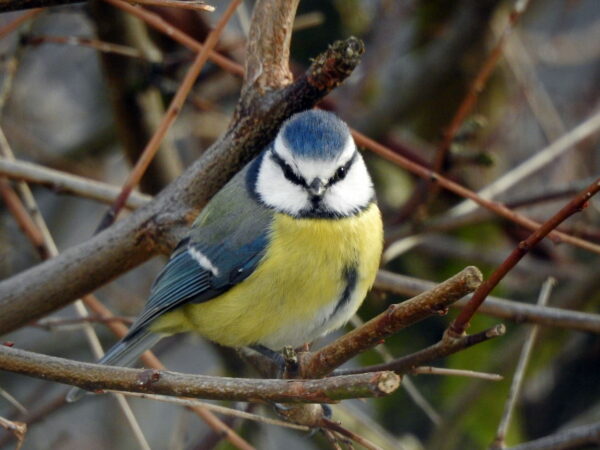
(487, 323), (506, 338)
(136, 369), (162, 389)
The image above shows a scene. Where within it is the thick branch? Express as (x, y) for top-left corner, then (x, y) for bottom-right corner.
(299, 266), (482, 378)
(0, 37), (364, 335)
(243, 0), (298, 95)
(0, 345), (399, 403)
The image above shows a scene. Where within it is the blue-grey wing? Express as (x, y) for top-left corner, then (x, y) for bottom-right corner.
(126, 158), (273, 335)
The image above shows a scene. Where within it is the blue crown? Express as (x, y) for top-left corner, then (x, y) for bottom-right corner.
(281, 110), (350, 160)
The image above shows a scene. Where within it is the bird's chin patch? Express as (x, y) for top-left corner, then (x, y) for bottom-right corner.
(310, 195), (323, 208)
(297, 197), (340, 219)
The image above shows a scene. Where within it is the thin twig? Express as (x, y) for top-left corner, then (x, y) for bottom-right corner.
(0, 416), (26, 450)
(504, 177), (598, 209)
(105, 0), (244, 76)
(491, 278), (556, 449)
(26, 35), (147, 59)
(96, 0), (242, 232)
(321, 418), (383, 450)
(108, 391), (310, 431)
(335, 325), (506, 376)
(0, 178), (47, 256)
(0, 8), (41, 39)
(0, 394), (64, 448)
(450, 178), (600, 335)
(332, 402), (407, 449)
(411, 366), (503, 381)
(0, 14), (35, 111)
(405, 0), (534, 226)
(0, 157), (151, 208)
(321, 429), (344, 450)
(501, 29), (565, 142)
(433, 0), (533, 177)
(449, 108), (600, 217)
(353, 130), (600, 255)
(0, 0), (211, 11)
(375, 270), (600, 334)
(31, 315), (134, 331)
(0, 387), (27, 415)
(130, 0), (214, 11)
(292, 11), (325, 32)
(350, 316), (442, 426)
(384, 175), (599, 259)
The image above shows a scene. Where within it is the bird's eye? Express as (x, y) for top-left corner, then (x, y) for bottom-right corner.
(331, 165), (347, 184)
(329, 153), (357, 185)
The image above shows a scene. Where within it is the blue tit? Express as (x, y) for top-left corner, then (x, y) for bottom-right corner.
(67, 110), (382, 400)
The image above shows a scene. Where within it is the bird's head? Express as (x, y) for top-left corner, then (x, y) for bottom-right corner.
(254, 110), (374, 218)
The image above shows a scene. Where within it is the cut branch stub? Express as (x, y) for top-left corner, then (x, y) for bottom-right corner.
(305, 37), (365, 92)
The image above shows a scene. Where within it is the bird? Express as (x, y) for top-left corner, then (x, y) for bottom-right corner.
(67, 109), (383, 401)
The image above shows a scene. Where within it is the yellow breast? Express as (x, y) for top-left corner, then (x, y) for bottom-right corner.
(153, 203), (383, 349)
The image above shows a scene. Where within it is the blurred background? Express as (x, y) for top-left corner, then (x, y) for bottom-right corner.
(0, 0), (599, 448)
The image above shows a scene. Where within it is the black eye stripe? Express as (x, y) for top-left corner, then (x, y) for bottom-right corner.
(328, 152), (357, 186)
(270, 150), (357, 188)
(270, 151), (307, 187)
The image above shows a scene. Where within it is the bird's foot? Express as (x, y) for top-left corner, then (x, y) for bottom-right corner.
(251, 344), (299, 378)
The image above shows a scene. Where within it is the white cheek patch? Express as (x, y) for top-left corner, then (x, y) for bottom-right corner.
(188, 247), (220, 277)
(255, 155), (309, 215)
(324, 154), (374, 215)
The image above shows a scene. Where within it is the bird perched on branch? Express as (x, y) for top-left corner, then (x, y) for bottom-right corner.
(67, 110), (382, 401)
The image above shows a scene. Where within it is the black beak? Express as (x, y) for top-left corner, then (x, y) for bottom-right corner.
(308, 178), (326, 198)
